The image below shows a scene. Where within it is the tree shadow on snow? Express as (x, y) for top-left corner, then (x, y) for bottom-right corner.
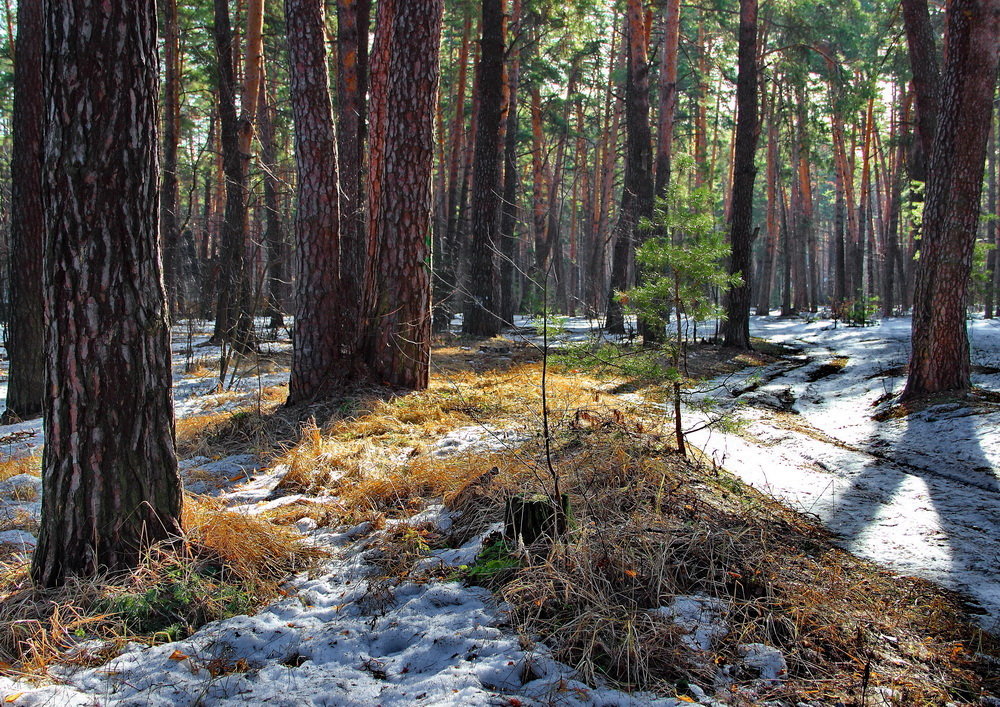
(823, 401), (1000, 629)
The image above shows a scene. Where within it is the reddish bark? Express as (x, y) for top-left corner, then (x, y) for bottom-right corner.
(367, 0), (443, 388)
(33, 0), (181, 586)
(285, 0), (357, 403)
(904, 0), (1000, 397)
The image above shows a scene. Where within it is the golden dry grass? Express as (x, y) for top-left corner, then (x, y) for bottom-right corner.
(0, 494), (326, 678)
(0, 455), (41, 483)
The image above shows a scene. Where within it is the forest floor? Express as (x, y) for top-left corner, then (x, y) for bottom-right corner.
(0, 314), (998, 705)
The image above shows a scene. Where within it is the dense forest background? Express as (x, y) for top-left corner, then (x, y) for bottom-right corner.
(1, 0), (996, 348)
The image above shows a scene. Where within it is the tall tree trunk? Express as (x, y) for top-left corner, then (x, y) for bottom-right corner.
(722, 0), (759, 349)
(33, 0), (181, 587)
(211, 0), (255, 351)
(654, 0), (681, 196)
(285, 0), (357, 404)
(498, 0), (522, 324)
(433, 9), (473, 331)
(986, 106), (998, 319)
(462, 0), (507, 337)
(258, 71), (287, 328)
(161, 0), (181, 317)
(3, 0), (45, 424)
(337, 0), (371, 322)
(903, 0), (1000, 398)
(605, 0), (654, 336)
(756, 86), (779, 316)
(900, 0), (941, 181)
(367, 0), (443, 387)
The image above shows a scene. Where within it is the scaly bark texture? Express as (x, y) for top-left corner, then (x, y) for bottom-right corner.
(722, 0), (760, 349)
(904, 0), (1000, 398)
(285, 0), (359, 403)
(33, 0), (181, 587)
(366, 0), (443, 388)
(3, 0), (45, 424)
(462, 0), (506, 337)
(337, 0), (371, 291)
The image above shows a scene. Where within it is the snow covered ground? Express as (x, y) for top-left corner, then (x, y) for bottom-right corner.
(2, 313), (999, 704)
(686, 315), (1000, 630)
(0, 321), (722, 707)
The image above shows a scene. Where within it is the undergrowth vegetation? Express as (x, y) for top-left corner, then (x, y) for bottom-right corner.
(0, 338), (996, 704)
(0, 495), (324, 678)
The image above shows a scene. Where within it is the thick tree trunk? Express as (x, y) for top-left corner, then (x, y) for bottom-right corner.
(722, 0), (759, 349)
(900, 0), (941, 180)
(903, 0), (1000, 398)
(3, 0), (45, 424)
(285, 0), (358, 404)
(337, 0), (371, 321)
(462, 0), (506, 337)
(366, 0), (443, 388)
(33, 0), (181, 587)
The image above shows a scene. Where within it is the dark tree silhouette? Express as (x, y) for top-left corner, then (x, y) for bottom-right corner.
(3, 0), (45, 424)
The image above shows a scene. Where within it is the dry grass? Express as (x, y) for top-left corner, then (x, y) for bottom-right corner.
(479, 419), (1000, 704)
(0, 494), (326, 679)
(0, 455), (41, 483)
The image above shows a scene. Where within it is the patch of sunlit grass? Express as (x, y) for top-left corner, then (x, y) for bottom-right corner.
(0, 455), (41, 483)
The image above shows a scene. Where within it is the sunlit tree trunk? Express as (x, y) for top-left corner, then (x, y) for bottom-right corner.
(3, 0), (45, 424)
(286, 0), (361, 403)
(904, 0), (1000, 398)
(756, 86), (779, 316)
(33, 0), (181, 587)
(367, 0), (443, 387)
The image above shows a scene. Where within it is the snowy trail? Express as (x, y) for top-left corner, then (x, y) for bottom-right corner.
(688, 316), (1000, 629)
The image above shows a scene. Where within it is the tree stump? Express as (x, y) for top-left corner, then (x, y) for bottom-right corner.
(503, 493), (570, 545)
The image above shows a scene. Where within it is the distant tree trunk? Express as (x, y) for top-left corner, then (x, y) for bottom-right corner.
(258, 71), (287, 328)
(366, 0), (443, 388)
(161, 0), (181, 316)
(903, 0), (1000, 398)
(211, 0), (255, 351)
(987, 107), (998, 319)
(337, 0), (371, 317)
(33, 0), (181, 587)
(3, 0), (45, 424)
(498, 0), (522, 324)
(654, 0), (681, 196)
(605, 0), (654, 337)
(722, 0), (759, 349)
(463, 0), (506, 337)
(756, 87), (779, 316)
